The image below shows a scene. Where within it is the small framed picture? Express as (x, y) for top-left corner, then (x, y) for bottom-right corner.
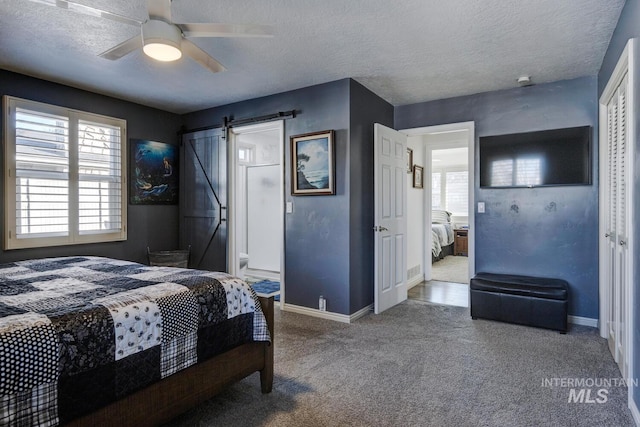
(407, 148), (413, 174)
(291, 130), (335, 195)
(413, 165), (424, 189)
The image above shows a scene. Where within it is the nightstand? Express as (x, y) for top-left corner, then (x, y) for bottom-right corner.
(454, 228), (468, 256)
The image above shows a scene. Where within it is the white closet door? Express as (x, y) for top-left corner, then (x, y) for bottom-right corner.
(605, 73), (629, 378)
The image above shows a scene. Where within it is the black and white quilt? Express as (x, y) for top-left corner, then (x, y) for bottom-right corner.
(0, 256), (270, 426)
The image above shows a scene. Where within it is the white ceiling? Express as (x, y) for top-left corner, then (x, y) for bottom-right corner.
(0, 0), (625, 114)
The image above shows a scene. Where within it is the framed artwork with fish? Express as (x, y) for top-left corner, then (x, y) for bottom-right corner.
(130, 139), (178, 205)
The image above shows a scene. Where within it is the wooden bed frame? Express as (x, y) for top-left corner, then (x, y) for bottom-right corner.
(68, 296), (274, 427)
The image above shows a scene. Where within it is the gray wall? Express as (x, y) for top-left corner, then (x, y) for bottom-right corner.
(1, 72), (394, 316)
(396, 76), (599, 318)
(183, 79), (394, 315)
(184, 79), (354, 314)
(0, 70), (183, 265)
(598, 0), (640, 411)
(348, 80), (394, 313)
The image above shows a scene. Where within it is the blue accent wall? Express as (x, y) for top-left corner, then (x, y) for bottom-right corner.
(0, 70), (183, 265)
(598, 0), (640, 410)
(348, 80), (394, 313)
(184, 79), (392, 315)
(0, 72), (393, 316)
(396, 76), (599, 318)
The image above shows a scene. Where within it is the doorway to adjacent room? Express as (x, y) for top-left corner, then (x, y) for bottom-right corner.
(228, 121), (285, 304)
(402, 122), (474, 308)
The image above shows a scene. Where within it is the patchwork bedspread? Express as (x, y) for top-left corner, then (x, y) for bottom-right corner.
(0, 256), (270, 426)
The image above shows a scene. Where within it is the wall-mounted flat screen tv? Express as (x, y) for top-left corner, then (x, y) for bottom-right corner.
(479, 126), (592, 188)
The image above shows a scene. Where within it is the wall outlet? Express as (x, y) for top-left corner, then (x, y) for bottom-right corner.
(319, 296), (326, 311)
(286, 201), (293, 213)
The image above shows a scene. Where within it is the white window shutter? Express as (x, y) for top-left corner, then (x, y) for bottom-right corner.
(4, 96), (127, 249)
(15, 107), (70, 238)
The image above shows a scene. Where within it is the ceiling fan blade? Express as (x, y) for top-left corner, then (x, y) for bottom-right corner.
(147, 0), (172, 21)
(99, 35), (143, 60)
(178, 23), (274, 38)
(27, 0), (141, 27)
(181, 39), (226, 73)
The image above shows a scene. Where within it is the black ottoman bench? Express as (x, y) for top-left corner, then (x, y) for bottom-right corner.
(470, 272), (569, 333)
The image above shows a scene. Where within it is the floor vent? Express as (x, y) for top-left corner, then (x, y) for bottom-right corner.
(407, 265), (421, 280)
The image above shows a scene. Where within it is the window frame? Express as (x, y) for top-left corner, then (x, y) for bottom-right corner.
(3, 95), (127, 250)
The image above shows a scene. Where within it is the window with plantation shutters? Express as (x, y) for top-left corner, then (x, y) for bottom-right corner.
(431, 172), (441, 209)
(444, 170), (468, 216)
(4, 96), (127, 249)
(431, 169), (468, 217)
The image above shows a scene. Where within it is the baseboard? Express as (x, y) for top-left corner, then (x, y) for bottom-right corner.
(407, 275), (424, 289)
(350, 304), (373, 321)
(282, 302), (597, 327)
(281, 303), (372, 323)
(407, 276), (424, 290)
(568, 315), (598, 328)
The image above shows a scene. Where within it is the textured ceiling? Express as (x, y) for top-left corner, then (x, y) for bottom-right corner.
(0, 0), (626, 114)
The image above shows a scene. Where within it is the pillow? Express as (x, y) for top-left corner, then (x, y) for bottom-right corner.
(432, 209), (451, 224)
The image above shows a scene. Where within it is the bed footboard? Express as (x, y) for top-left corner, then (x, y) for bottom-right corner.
(259, 295), (274, 393)
(68, 295), (275, 427)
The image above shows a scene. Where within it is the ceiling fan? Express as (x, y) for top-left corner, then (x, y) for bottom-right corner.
(29, 0), (274, 73)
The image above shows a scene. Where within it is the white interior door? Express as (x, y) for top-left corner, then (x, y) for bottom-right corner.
(604, 73), (630, 378)
(599, 35), (639, 387)
(374, 123), (407, 314)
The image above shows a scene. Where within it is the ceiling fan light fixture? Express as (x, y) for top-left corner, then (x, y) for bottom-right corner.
(142, 19), (182, 62)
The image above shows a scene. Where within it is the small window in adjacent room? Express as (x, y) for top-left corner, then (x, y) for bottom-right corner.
(431, 172), (442, 209)
(3, 96), (127, 249)
(432, 170), (468, 217)
(238, 143), (256, 165)
(445, 170), (468, 216)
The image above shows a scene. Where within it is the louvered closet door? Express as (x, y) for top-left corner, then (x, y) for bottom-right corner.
(180, 128), (227, 271)
(605, 73), (629, 378)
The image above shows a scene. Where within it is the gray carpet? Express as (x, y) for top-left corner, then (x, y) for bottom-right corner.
(169, 300), (634, 427)
(432, 255), (469, 284)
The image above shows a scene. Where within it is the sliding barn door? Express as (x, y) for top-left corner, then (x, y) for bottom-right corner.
(603, 72), (630, 378)
(180, 128), (227, 271)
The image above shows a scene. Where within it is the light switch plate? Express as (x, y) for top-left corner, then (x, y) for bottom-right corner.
(286, 201), (293, 213)
(478, 202), (485, 213)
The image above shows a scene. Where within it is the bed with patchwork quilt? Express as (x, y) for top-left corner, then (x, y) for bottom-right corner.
(0, 256), (273, 426)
